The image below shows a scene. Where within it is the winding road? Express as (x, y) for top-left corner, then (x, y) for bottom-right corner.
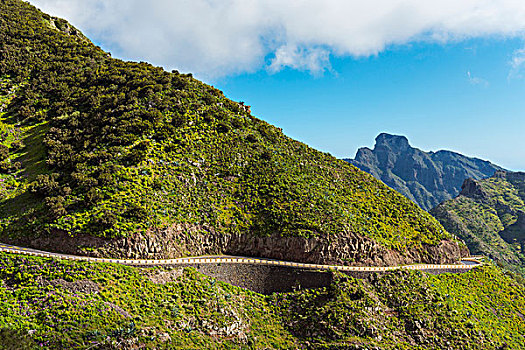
(0, 243), (483, 272)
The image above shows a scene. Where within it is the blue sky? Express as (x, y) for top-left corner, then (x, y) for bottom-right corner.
(215, 38), (525, 170)
(29, 0), (525, 171)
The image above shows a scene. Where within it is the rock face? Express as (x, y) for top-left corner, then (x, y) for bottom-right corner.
(345, 133), (504, 210)
(431, 171), (525, 273)
(17, 224), (467, 267)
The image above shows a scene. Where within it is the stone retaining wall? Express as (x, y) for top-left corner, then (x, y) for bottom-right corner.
(179, 263), (334, 294)
(167, 263), (474, 294)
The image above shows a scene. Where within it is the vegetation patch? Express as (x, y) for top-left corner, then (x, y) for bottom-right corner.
(0, 252), (297, 349)
(274, 267), (525, 350)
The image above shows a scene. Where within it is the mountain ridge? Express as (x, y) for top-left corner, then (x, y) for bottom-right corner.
(345, 133), (504, 210)
(1, 2), (525, 350)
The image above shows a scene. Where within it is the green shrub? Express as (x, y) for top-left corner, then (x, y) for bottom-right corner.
(0, 145), (8, 161)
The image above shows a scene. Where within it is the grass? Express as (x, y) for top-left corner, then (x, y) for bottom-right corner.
(0, 252), (297, 349)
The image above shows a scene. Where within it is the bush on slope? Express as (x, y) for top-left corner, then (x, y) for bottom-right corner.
(275, 267), (525, 350)
(0, 252), (297, 349)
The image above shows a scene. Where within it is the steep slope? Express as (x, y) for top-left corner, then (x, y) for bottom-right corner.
(431, 171), (525, 274)
(275, 267), (525, 350)
(345, 133), (504, 211)
(0, 0), (465, 265)
(1, 252), (524, 349)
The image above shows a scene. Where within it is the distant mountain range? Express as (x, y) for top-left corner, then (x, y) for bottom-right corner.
(344, 133), (505, 211)
(431, 171), (525, 274)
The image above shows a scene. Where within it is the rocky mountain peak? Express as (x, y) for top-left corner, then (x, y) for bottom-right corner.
(374, 133), (411, 152)
(345, 134), (504, 210)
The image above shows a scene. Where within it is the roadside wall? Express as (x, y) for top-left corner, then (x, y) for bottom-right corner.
(172, 263), (473, 294)
(177, 263), (334, 294)
(0, 245), (479, 294)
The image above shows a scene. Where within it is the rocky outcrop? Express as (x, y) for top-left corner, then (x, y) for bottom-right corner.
(345, 133), (504, 210)
(13, 224), (467, 267)
(460, 178), (488, 199)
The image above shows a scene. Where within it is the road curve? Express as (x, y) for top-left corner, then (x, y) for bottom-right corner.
(0, 243), (483, 272)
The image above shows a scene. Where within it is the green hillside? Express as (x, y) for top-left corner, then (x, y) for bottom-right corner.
(431, 171), (525, 275)
(0, 252), (524, 349)
(0, 0), (462, 264)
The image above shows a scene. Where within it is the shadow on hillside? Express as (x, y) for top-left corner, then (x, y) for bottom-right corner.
(15, 122), (49, 181)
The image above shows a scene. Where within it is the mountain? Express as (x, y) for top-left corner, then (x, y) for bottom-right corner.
(345, 133), (504, 211)
(431, 171), (525, 274)
(2, 2), (525, 349)
(0, 0), (466, 265)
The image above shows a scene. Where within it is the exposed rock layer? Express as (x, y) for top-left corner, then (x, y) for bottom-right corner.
(13, 224), (468, 267)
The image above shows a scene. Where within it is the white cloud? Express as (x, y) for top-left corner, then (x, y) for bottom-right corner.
(509, 48), (525, 78)
(268, 45), (332, 74)
(467, 71), (489, 87)
(28, 0), (525, 79)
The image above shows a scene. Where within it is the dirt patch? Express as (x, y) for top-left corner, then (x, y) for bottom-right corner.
(104, 301), (132, 319)
(143, 267), (184, 285)
(41, 278), (100, 294)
